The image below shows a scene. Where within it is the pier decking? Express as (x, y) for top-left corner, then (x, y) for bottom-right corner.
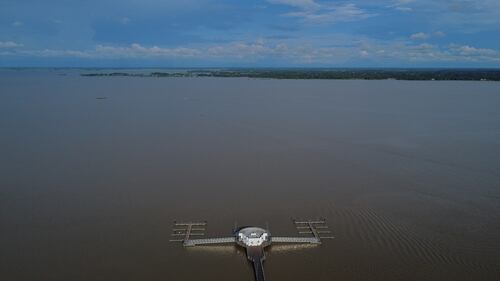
(183, 237), (236, 246)
(271, 236), (320, 243)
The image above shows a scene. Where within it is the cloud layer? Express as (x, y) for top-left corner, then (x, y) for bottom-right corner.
(3, 40), (499, 66)
(1, 0), (499, 66)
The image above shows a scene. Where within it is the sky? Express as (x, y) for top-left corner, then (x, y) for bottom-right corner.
(1, 0), (500, 67)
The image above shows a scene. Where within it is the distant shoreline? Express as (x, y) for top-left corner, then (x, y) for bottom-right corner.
(80, 69), (500, 81)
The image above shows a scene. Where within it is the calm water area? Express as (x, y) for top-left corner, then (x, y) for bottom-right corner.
(1, 69), (500, 280)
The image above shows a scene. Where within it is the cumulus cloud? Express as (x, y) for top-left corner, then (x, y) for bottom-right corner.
(285, 3), (374, 24)
(2, 40), (500, 64)
(448, 44), (500, 60)
(410, 32), (429, 40)
(390, 0), (415, 12)
(25, 49), (93, 58)
(395, 7), (412, 12)
(268, 0), (374, 24)
(375, 42), (500, 62)
(97, 43), (202, 58)
(394, 0), (415, 4)
(0, 41), (23, 48)
(410, 31), (446, 40)
(120, 17), (131, 24)
(13, 42), (277, 60)
(267, 0), (319, 9)
(392, 0), (500, 28)
(434, 31), (446, 37)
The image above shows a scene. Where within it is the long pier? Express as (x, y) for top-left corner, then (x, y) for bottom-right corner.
(170, 219), (334, 281)
(271, 236), (320, 244)
(183, 237), (236, 247)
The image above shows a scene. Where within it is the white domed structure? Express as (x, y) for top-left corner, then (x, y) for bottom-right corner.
(236, 227), (271, 247)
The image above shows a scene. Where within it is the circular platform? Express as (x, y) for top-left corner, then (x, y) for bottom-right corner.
(236, 227), (271, 247)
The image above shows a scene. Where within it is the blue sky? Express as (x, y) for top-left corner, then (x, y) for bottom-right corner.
(1, 0), (500, 67)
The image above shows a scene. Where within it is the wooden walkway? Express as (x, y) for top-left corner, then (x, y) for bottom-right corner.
(183, 237), (236, 247)
(271, 236), (320, 244)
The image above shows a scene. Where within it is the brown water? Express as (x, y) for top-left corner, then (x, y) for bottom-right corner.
(1, 70), (500, 281)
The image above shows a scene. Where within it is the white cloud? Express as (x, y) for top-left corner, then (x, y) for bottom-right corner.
(0, 41), (23, 48)
(434, 31), (446, 37)
(120, 17), (131, 24)
(375, 42), (500, 62)
(389, 0), (415, 12)
(410, 32), (429, 40)
(286, 3), (374, 24)
(410, 31), (446, 40)
(2, 40), (500, 64)
(394, 0), (415, 4)
(395, 6), (413, 12)
(12, 21), (23, 27)
(392, 0), (500, 29)
(448, 44), (500, 60)
(268, 0), (373, 24)
(267, 0), (319, 9)
(94, 43), (202, 58)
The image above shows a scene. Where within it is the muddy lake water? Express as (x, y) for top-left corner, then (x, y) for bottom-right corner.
(1, 70), (500, 280)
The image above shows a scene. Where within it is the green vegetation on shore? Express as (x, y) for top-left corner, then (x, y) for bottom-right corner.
(81, 69), (500, 81)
